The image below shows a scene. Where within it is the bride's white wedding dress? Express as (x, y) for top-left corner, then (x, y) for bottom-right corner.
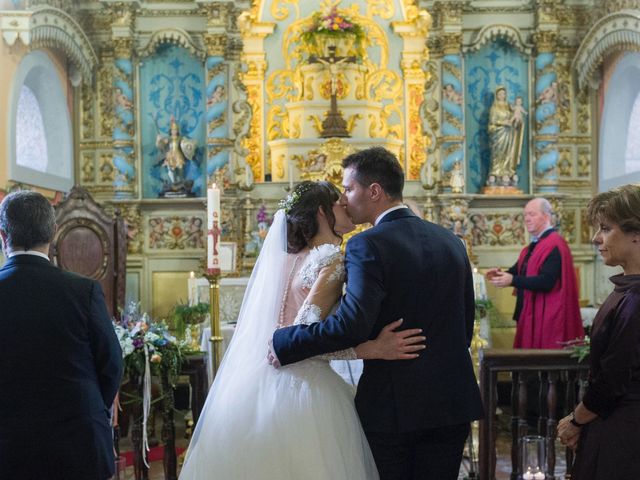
(179, 216), (379, 480)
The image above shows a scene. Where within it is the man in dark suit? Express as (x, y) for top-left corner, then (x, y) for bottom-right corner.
(271, 147), (484, 479)
(0, 191), (123, 480)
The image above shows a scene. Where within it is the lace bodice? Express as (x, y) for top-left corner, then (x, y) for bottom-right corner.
(277, 243), (356, 361)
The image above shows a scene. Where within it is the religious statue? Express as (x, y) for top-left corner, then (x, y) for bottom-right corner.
(155, 117), (197, 197)
(486, 86), (525, 190)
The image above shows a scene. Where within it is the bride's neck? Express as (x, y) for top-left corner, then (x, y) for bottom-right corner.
(308, 233), (341, 249)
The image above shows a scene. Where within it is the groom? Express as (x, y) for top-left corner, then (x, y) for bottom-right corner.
(271, 147), (484, 479)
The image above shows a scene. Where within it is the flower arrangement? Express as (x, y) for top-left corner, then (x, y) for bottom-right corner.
(113, 302), (189, 386)
(300, 4), (364, 55)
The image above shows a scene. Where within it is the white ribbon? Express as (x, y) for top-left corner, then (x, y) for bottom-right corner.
(141, 344), (151, 467)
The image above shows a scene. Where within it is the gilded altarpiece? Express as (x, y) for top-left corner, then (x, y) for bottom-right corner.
(239, 0), (431, 182)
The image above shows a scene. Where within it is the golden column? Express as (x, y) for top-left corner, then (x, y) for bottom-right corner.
(392, 7), (431, 180)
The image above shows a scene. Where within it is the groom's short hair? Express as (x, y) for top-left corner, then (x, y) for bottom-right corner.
(342, 147), (404, 200)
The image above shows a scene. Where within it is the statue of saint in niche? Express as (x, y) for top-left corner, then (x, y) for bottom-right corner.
(485, 86), (526, 191)
(155, 117), (197, 197)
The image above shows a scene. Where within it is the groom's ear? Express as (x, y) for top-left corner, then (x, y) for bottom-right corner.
(369, 183), (384, 202)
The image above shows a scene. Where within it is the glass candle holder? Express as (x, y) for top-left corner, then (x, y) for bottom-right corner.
(520, 435), (546, 479)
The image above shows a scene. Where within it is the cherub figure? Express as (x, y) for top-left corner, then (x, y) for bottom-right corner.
(510, 96), (528, 126)
(114, 87), (133, 110)
(207, 85), (226, 107)
(443, 83), (463, 105)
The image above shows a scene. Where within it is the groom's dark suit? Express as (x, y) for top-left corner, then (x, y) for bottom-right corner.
(273, 208), (484, 478)
(0, 254), (123, 480)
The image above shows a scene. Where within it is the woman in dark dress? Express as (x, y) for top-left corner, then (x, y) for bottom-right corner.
(557, 183), (640, 479)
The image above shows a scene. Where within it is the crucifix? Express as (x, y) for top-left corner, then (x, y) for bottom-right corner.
(309, 45), (356, 138)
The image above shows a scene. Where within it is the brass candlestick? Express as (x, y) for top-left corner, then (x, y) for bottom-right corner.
(203, 269), (223, 379)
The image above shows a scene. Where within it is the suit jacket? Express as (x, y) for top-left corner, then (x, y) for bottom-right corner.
(0, 255), (123, 480)
(273, 208), (484, 433)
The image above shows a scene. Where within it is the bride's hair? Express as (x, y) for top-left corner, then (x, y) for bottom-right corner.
(286, 180), (341, 253)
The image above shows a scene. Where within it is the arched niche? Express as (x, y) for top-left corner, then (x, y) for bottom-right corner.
(7, 49), (73, 191)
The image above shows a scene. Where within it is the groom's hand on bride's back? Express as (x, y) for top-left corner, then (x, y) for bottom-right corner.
(354, 319), (426, 360)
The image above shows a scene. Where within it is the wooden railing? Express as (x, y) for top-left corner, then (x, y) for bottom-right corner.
(478, 349), (590, 480)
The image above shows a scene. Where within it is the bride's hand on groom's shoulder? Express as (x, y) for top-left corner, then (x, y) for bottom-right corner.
(355, 319), (426, 361)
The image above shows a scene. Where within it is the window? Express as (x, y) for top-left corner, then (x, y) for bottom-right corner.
(8, 50), (73, 191)
(16, 85), (48, 173)
(625, 92), (640, 174)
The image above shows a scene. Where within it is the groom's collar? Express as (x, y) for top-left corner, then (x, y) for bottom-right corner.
(376, 206), (415, 225)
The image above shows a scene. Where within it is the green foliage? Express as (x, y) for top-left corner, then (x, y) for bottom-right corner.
(569, 335), (591, 363)
(475, 298), (510, 328)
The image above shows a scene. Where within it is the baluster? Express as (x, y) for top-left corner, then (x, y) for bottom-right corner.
(565, 370), (577, 479)
(162, 373), (177, 480)
(131, 375), (149, 480)
(546, 371), (559, 479)
(538, 371), (548, 436)
(491, 371), (499, 480)
(511, 372), (520, 479)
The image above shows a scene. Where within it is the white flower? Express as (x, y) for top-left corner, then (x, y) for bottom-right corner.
(145, 331), (160, 343)
(122, 337), (135, 357)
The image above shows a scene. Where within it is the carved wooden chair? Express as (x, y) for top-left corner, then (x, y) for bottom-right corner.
(49, 186), (127, 317)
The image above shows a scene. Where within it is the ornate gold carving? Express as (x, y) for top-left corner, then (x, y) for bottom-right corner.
(80, 82), (94, 140)
(204, 34), (228, 57)
(308, 115), (324, 136)
(99, 154), (115, 183)
(107, 2), (135, 27)
(81, 153), (95, 183)
(576, 90), (591, 134)
(561, 209), (577, 244)
(441, 199), (470, 240)
(407, 82), (427, 180)
(113, 38), (133, 58)
(97, 56), (114, 138)
(556, 60), (572, 133)
(440, 2), (464, 24)
(345, 114), (361, 136)
(442, 33), (462, 54)
(275, 153), (285, 179)
(295, 138), (356, 185)
(270, 0), (299, 21)
(118, 204), (143, 255)
(366, 0), (395, 20)
(577, 147), (591, 177)
(559, 147), (572, 176)
(536, 0), (559, 24)
(267, 106), (287, 141)
(533, 30), (558, 53)
(290, 114), (301, 139)
(201, 2), (230, 28)
(242, 82), (264, 181)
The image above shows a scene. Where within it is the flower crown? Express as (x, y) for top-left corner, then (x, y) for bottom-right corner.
(279, 183), (313, 214)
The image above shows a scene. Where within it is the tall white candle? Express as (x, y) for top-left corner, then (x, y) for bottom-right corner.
(207, 183), (221, 273)
(426, 161), (433, 186)
(188, 271), (196, 306)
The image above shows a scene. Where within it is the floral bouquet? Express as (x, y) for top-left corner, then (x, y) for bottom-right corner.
(113, 302), (191, 465)
(300, 4), (364, 58)
(114, 302), (189, 387)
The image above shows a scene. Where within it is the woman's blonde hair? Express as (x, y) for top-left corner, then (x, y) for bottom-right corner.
(587, 183), (640, 233)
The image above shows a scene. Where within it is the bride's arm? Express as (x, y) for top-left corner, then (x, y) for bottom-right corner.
(294, 258), (425, 361)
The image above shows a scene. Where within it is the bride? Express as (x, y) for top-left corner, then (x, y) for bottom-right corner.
(179, 181), (425, 479)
